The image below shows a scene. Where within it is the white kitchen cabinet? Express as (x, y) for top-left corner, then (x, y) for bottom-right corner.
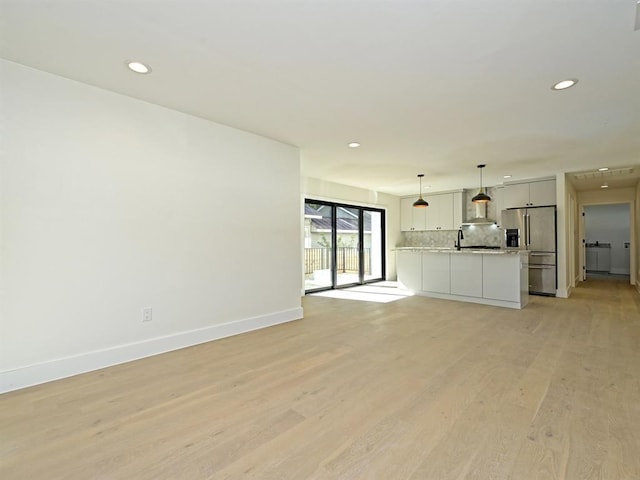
(529, 180), (556, 206)
(396, 250), (528, 309)
(450, 253), (483, 297)
(400, 198), (413, 232)
(585, 248), (597, 271)
(422, 252), (450, 293)
(397, 251), (422, 290)
(401, 192), (464, 232)
(400, 191), (463, 231)
(400, 197), (427, 231)
(482, 254), (520, 302)
(453, 191), (464, 228)
(585, 247), (611, 272)
(503, 179), (556, 209)
(503, 183), (530, 209)
(425, 193), (454, 230)
(424, 194), (444, 231)
(492, 186), (504, 226)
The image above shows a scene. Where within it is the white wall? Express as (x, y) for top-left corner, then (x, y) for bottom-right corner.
(636, 183), (640, 292)
(563, 175), (580, 291)
(0, 60), (302, 392)
(301, 177), (401, 281)
(556, 174), (568, 298)
(584, 204), (631, 275)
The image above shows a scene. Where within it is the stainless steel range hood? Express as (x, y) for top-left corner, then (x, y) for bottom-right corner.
(460, 201), (496, 226)
(462, 217), (496, 226)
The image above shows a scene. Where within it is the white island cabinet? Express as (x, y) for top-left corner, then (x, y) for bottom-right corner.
(483, 254), (527, 303)
(396, 249), (529, 309)
(421, 252), (450, 294)
(397, 250), (422, 291)
(450, 253), (483, 298)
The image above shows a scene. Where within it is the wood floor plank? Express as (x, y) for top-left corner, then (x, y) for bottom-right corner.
(311, 327), (520, 479)
(1, 277), (639, 479)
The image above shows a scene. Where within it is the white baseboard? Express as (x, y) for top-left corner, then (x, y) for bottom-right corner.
(0, 307), (303, 394)
(610, 268), (631, 275)
(414, 291), (525, 310)
(564, 284), (573, 298)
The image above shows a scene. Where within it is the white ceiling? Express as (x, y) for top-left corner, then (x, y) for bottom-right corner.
(1, 0), (639, 196)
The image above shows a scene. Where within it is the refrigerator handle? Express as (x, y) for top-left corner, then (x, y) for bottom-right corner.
(522, 213), (527, 247)
(527, 214), (531, 246)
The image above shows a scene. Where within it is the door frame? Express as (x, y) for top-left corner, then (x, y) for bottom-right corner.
(304, 199), (386, 293)
(579, 200), (635, 284)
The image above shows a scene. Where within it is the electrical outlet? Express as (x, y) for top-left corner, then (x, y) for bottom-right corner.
(142, 307), (152, 322)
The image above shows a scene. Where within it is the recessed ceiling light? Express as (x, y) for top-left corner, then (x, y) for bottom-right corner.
(598, 167), (609, 172)
(348, 142), (361, 148)
(503, 175), (512, 179)
(126, 61), (152, 74)
(601, 184), (609, 188)
(551, 79), (578, 90)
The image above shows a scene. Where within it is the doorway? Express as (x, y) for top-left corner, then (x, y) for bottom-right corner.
(304, 199), (385, 293)
(582, 203), (631, 282)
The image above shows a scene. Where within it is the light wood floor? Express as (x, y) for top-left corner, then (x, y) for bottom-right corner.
(1, 278), (639, 479)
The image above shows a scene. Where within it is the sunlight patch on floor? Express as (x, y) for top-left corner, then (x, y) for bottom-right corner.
(310, 283), (413, 303)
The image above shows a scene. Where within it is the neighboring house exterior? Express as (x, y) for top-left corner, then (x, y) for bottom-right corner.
(304, 204), (373, 278)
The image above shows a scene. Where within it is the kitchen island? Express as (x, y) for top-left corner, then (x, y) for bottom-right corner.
(396, 247), (529, 309)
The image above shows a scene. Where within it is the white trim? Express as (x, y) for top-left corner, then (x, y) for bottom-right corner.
(0, 308), (303, 394)
(610, 268), (632, 275)
(301, 193), (390, 211)
(413, 291), (525, 310)
(399, 188), (465, 200)
(503, 176), (556, 186)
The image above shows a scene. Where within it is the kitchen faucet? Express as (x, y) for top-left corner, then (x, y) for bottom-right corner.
(455, 228), (464, 250)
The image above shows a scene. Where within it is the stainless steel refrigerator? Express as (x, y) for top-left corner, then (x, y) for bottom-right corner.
(502, 206), (557, 296)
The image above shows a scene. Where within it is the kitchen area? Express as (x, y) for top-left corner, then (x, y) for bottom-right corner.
(396, 176), (557, 309)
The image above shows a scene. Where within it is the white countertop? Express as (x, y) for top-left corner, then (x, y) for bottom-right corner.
(394, 247), (527, 255)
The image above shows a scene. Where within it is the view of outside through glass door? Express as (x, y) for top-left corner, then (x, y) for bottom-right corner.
(304, 202), (334, 290)
(364, 210), (384, 281)
(335, 206), (360, 287)
(304, 200), (385, 292)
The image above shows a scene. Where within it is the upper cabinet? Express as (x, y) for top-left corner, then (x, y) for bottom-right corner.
(426, 192), (464, 230)
(400, 197), (427, 231)
(492, 186), (504, 226)
(503, 179), (556, 209)
(529, 179), (556, 206)
(401, 191), (464, 231)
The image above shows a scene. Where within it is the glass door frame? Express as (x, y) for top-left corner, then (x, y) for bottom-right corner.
(304, 199), (386, 294)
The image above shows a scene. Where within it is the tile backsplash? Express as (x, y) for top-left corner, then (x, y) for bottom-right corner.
(399, 224), (503, 248)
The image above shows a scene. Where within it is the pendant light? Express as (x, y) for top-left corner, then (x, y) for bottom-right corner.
(471, 164), (491, 204)
(413, 174), (429, 208)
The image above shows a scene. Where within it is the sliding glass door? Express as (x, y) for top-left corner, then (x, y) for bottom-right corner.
(304, 201), (334, 290)
(304, 200), (385, 293)
(336, 206), (361, 287)
(364, 209), (384, 282)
